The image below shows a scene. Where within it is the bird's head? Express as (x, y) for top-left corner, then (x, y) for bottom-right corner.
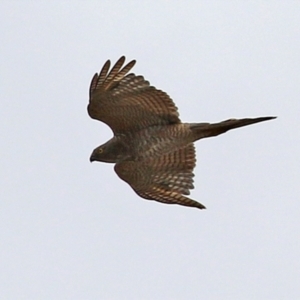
(90, 138), (129, 163)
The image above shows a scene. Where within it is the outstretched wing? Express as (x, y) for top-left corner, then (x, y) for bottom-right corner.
(88, 56), (181, 135)
(114, 144), (206, 209)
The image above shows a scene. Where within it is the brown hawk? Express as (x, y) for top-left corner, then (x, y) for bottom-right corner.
(88, 56), (275, 209)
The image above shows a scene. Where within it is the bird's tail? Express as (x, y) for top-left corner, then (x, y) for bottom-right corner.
(190, 116), (276, 141)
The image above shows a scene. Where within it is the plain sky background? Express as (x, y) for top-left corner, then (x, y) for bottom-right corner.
(1, 1), (300, 299)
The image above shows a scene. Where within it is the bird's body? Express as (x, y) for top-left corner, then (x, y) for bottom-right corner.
(88, 56), (275, 209)
(121, 123), (194, 161)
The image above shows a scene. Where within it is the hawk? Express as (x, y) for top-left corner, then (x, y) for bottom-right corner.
(88, 56), (275, 209)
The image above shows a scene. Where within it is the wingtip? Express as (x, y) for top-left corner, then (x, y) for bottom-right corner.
(103, 59), (111, 68)
(116, 56), (126, 65)
(120, 55), (136, 65)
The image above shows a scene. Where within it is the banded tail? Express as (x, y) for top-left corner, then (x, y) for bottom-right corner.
(191, 116), (276, 140)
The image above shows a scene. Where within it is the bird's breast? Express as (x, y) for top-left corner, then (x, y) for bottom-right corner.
(127, 124), (193, 160)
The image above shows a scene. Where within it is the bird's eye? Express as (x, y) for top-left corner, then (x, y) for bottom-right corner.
(98, 148), (103, 153)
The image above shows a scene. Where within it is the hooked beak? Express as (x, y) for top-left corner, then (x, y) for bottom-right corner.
(89, 153), (96, 162)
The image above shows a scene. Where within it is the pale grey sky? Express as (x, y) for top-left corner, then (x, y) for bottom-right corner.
(1, 1), (300, 299)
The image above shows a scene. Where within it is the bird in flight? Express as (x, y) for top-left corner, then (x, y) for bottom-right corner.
(88, 56), (275, 209)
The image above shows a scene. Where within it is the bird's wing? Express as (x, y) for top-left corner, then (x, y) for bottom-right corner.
(114, 144), (206, 209)
(88, 56), (181, 135)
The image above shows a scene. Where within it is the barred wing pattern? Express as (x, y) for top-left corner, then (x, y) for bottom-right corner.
(88, 56), (180, 134)
(114, 144), (206, 209)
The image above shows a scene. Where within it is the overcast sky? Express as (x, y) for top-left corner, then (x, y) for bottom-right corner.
(1, 1), (300, 299)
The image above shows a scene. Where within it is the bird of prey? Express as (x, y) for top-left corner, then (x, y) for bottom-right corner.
(88, 56), (275, 209)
